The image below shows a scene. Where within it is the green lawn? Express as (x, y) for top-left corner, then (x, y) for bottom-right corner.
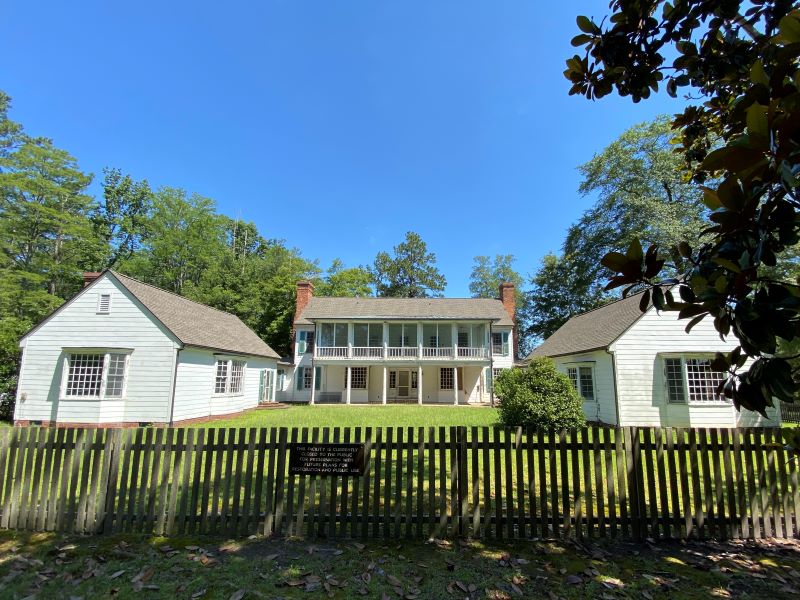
(193, 405), (501, 430)
(2, 530), (799, 599)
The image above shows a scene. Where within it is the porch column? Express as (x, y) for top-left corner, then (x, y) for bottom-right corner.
(453, 366), (458, 405)
(382, 366), (387, 405)
(346, 366), (351, 405)
(452, 323), (457, 357)
(417, 365), (423, 405)
(310, 365), (316, 405)
(417, 322), (423, 359)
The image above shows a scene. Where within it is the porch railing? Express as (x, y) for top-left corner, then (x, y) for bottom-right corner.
(457, 347), (488, 359)
(352, 346), (384, 358)
(316, 346), (349, 358)
(421, 347), (453, 358)
(387, 346), (419, 359)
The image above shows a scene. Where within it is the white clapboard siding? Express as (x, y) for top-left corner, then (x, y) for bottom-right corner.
(610, 306), (780, 427)
(15, 276), (179, 424)
(552, 350), (618, 425)
(172, 349), (275, 421)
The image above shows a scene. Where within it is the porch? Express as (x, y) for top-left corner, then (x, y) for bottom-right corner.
(310, 364), (491, 405)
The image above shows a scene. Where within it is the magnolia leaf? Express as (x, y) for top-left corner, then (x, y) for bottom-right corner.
(626, 238), (643, 263)
(750, 60), (769, 86)
(601, 251), (630, 272)
(576, 16), (595, 33)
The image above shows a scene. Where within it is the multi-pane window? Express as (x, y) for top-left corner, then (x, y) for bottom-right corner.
(64, 352), (129, 398)
(297, 330), (314, 354)
(389, 370), (397, 389)
(214, 358), (246, 395)
(492, 332), (509, 356)
(349, 367), (367, 389)
(303, 367), (314, 389)
(262, 370), (274, 402)
(214, 360), (229, 394)
(566, 366), (594, 401)
(664, 356), (727, 403)
(440, 367), (454, 390)
(277, 369), (285, 390)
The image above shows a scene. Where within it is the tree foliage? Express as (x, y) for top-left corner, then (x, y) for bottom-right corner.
(525, 118), (708, 348)
(315, 259), (373, 297)
(567, 2), (800, 415)
(522, 253), (608, 343)
(371, 231), (447, 297)
(494, 357), (586, 430)
(468, 255), (523, 300)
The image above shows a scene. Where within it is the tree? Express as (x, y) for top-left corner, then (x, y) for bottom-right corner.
(371, 231), (447, 297)
(469, 254), (523, 299)
(120, 187), (226, 294)
(316, 259), (373, 297)
(566, 2), (800, 415)
(522, 253), (608, 343)
(524, 118), (708, 348)
(567, 117), (708, 284)
(494, 358), (586, 430)
(91, 168), (153, 268)
(0, 91), (98, 415)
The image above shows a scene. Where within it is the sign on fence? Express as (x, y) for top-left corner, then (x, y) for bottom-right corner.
(289, 442), (366, 476)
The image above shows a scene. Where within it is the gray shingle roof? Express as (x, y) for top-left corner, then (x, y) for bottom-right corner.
(527, 293), (645, 359)
(112, 271), (280, 359)
(295, 297), (513, 326)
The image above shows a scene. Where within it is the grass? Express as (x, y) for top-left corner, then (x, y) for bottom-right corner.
(192, 405), (501, 430)
(1, 530), (799, 599)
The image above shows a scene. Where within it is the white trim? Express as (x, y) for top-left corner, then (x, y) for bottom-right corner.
(660, 353), (731, 406)
(212, 357), (247, 397)
(59, 349), (132, 401)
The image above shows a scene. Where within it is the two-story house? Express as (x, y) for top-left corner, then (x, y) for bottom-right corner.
(276, 281), (517, 405)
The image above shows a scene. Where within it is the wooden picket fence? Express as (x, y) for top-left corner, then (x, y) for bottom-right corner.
(0, 426), (797, 540)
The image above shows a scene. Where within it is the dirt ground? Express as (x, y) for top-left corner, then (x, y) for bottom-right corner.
(1, 530), (799, 599)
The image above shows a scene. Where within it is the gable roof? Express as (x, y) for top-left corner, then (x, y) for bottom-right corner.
(110, 271), (280, 359)
(295, 297), (513, 326)
(527, 293), (645, 359)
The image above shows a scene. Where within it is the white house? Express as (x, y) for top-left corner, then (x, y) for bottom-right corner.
(275, 281), (517, 405)
(528, 293), (780, 428)
(14, 271), (280, 427)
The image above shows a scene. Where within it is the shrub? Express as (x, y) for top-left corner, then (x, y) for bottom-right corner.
(494, 358), (586, 430)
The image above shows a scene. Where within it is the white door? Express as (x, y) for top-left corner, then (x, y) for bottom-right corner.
(398, 370), (410, 397)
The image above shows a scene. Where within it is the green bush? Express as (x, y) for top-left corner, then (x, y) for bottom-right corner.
(494, 358), (586, 430)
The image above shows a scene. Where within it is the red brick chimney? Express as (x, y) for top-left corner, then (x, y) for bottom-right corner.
(294, 280), (314, 324)
(499, 282), (517, 359)
(83, 272), (102, 288)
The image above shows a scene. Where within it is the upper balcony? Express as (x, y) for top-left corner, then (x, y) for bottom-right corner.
(303, 320), (511, 362)
(314, 345), (490, 361)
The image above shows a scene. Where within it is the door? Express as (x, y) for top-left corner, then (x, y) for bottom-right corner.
(398, 370), (410, 397)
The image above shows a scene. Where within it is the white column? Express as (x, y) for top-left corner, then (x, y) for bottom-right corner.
(417, 322), (423, 358)
(382, 366), (388, 405)
(417, 365), (423, 405)
(346, 366), (352, 405)
(310, 365), (317, 405)
(347, 323), (353, 358)
(382, 322), (388, 359)
(452, 323), (458, 357)
(453, 366), (458, 405)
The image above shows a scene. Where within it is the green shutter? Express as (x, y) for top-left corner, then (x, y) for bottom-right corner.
(315, 366), (321, 390)
(259, 370), (265, 401)
(296, 367), (304, 390)
(298, 331), (307, 355)
(485, 367), (493, 392)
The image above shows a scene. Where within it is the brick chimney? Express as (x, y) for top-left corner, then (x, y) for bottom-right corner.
(499, 282), (517, 359)
(294, 280), (314, 325)
(83, 272), (102, 288)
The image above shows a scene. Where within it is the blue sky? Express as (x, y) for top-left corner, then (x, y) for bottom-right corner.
(2, 1), (683, 296)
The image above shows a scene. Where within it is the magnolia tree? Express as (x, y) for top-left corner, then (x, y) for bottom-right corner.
(565, 1), (800, 417)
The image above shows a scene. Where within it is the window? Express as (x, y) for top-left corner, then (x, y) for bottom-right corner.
(261, 370), (275, 402)
(346, 367), (367, 389)
(320, 323), (348, 347)
(213, 358), (246, 395)
(303, 367), (314, 389)
(63, 352), (129, 399)
(492, 332), (509, 356)
(440, 367), (454, 390)
(566, 365), (594, 401)
(423, 324), (452, 348)
(297, 330), (314, 354)
(664, 356), (727, 403)
(96, 294), (111, 314)
(411, 370), (418, 389)
(389, 370), (397, 389)
(277, 369), (285, 390)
